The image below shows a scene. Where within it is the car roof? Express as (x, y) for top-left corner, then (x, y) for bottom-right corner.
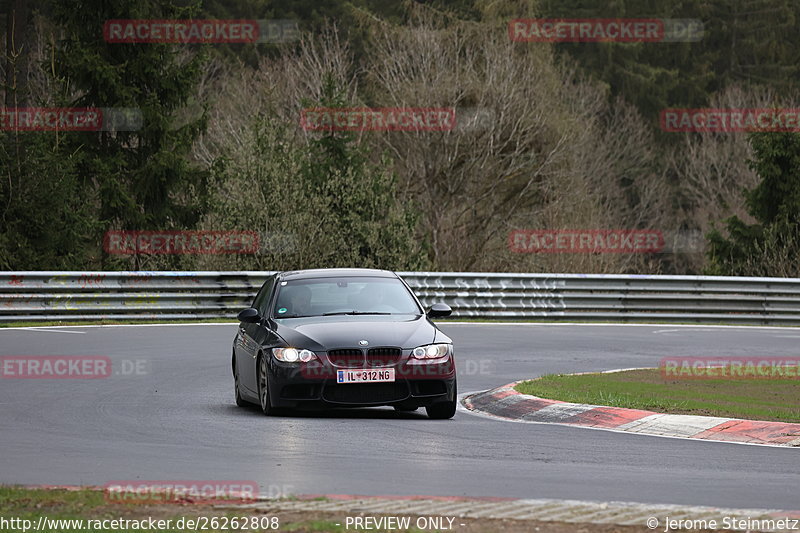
(277, 268), (399, 281)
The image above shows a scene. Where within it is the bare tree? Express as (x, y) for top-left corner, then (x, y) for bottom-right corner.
(362, 10), (670, 273)
(667, 85), (783, 272)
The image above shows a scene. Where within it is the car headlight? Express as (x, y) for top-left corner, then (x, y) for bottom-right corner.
(272, 347), (318, 363)
(411, 343), (452, 360)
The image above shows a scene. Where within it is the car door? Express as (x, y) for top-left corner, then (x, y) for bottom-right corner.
(249, 286), (283, 385)
(236, 276), (275, 395)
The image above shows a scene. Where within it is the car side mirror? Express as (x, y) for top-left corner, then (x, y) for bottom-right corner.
(427, 303), (452, 318)
(237, 308), (261, 323)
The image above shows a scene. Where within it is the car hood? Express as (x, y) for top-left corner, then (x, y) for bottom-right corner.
(273, 314), (446, 351)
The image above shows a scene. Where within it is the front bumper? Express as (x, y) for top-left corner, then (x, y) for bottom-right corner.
(266, 354), (456, 409)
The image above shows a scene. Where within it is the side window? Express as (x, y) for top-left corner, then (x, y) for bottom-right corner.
(252, 276), (276, 316)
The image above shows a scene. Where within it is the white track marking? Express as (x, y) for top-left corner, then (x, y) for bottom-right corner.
(15, 327), (86, 334)
(0, 323), (238, 331)
(616, 414), (733, 437)
(443, 322), (800, 330)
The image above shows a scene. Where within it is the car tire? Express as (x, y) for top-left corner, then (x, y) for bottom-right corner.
(258, 353), (278, 416)
(234, 357), (246, 408)
(425, 380), (457, 419)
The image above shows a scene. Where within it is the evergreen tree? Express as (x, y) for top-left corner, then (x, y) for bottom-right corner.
(536, 0), (800, 124)
(48, 0), (209, 268)
(0, 132), (97, 269)
(707, 132), (800, 276)
(299, 75), (428, 270)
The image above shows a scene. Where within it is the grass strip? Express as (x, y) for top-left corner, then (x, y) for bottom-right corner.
(515, 369), (800, 422)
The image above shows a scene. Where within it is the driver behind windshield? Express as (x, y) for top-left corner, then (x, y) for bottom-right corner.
(284, 285), (312, 316)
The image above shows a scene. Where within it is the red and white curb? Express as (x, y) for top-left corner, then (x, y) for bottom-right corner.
(233, 494), (800, 532)
(461, 381), (800, 448)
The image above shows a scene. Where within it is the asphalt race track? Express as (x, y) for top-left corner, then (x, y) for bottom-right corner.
(1, 323), (798, 510)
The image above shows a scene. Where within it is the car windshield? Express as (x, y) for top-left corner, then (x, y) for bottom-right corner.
(272, 276), (422, 318)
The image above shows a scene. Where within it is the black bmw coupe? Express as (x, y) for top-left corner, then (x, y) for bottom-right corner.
(232, 268), (457, 419)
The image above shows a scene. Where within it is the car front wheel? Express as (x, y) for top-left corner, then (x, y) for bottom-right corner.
(425, 379), (457, 419)
(234, 358), (246, 408)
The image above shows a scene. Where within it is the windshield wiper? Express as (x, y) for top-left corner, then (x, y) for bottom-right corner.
(275, 313), (318, 318)
(322, 311), (391, 316)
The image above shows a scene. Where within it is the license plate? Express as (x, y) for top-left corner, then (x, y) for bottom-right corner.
(336, 368), (395, 384)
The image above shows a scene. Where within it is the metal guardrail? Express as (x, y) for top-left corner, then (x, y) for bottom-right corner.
(1, 271), (800, 325)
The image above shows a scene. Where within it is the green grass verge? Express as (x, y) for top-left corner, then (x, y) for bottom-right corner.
(515, 369), (800, 422)
(0, 487), (430, 533)
(0, 486), (260, 533)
